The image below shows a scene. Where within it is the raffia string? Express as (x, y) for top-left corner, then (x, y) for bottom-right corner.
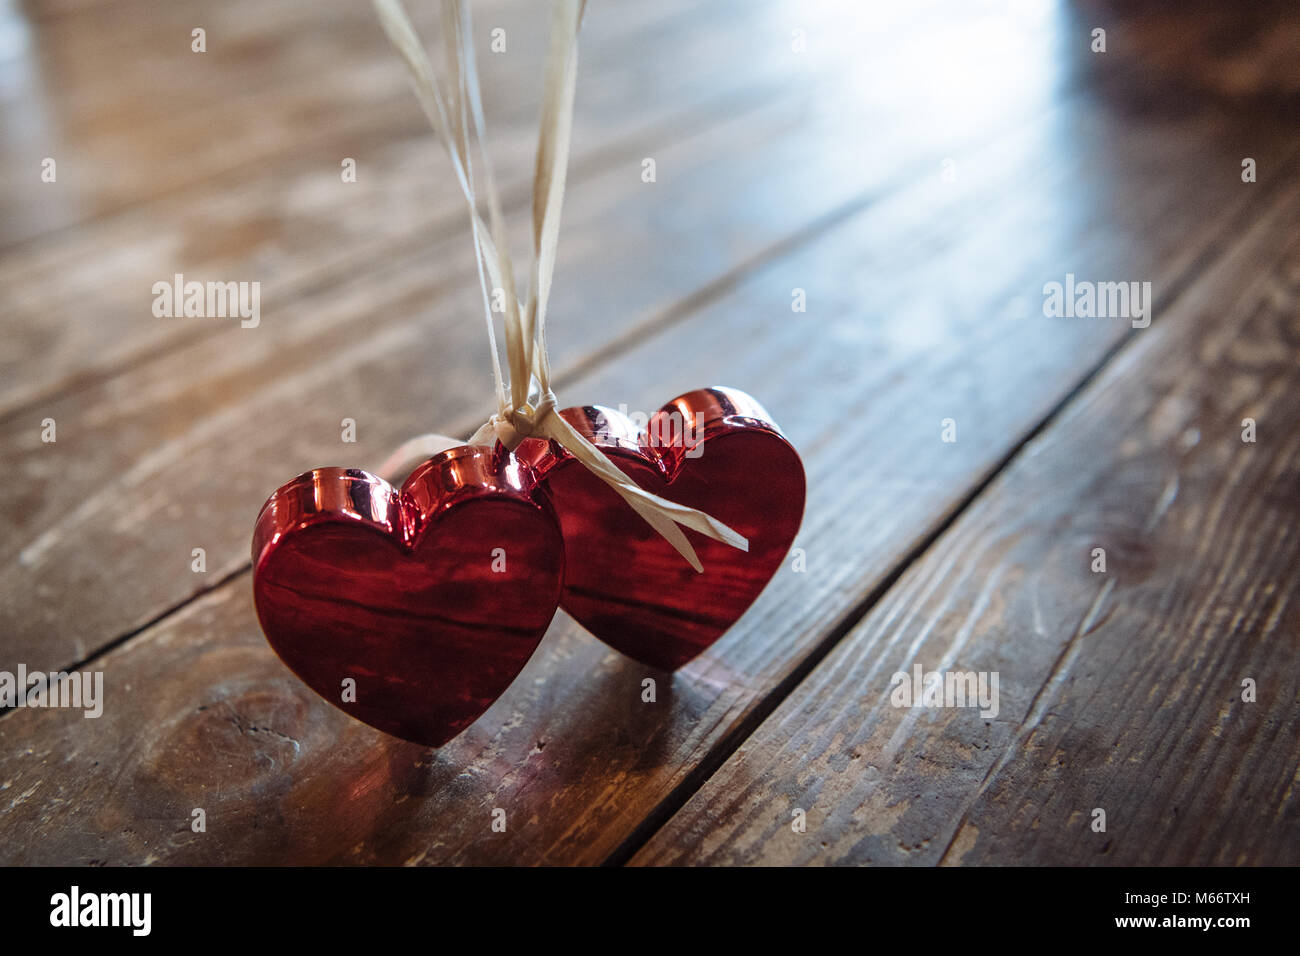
(370, 0), (747, 572)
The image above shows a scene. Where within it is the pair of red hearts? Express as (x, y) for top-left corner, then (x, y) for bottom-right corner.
(252, 386), (805, 746)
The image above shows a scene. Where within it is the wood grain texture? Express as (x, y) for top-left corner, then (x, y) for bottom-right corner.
(631, 176), (1300, 867)
(1, 91), (1292, 863)
(3, 0), (1299, 868)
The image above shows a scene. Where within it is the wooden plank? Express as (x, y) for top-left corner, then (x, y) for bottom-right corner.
(630, 175), (1300, 867)
(0, 1), (1093, 672)
(1, 89), (1293, 863)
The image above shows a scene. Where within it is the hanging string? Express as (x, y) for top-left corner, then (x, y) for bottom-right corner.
(371, 0), (747, 572)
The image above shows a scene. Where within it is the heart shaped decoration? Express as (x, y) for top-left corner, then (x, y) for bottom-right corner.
(517, 387), (805, 670)
(252, 446), (564, 747)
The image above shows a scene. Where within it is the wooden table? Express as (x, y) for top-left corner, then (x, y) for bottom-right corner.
(2, 0), (1297, 866)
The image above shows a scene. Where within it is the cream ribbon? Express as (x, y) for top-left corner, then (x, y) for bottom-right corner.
(371, 0), (747, 572)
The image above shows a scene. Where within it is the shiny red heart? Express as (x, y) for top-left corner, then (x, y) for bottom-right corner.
(517, 386), (805, 670)
(252, 446), (564, 747)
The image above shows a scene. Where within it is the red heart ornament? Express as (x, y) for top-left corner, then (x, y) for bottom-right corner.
(517, 386), (805, 670)
(252, 446), (564, 747)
